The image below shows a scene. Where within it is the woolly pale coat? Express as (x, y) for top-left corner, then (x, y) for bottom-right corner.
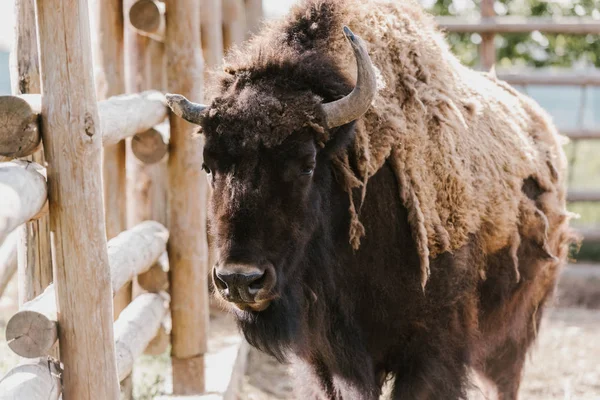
(223, 0), (570, 288)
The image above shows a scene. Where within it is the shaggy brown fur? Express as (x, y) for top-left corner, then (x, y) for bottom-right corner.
(200, 0), (572, 398)
(214, 0), (570, 289)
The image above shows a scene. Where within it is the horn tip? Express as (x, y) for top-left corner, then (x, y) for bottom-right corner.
(342, 26), (355, 41)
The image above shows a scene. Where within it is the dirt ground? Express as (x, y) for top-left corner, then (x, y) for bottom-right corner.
(239, 307), (600, 400)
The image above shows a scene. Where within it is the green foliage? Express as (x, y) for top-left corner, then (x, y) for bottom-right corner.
(426, 0), (600, 68)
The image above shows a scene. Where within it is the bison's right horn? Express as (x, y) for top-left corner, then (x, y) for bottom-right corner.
(165, 93), (208, 125)
(319, 26), (377, 129)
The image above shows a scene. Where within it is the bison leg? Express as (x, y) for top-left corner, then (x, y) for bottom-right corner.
(479, 337), (529, 400)
(389, 355), (470, 400)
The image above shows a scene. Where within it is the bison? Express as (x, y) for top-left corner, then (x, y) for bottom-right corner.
(166, 0), (572, 398)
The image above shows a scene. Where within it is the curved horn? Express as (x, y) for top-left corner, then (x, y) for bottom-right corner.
(165, 93), (208, 125)
(320, 26), (377, 129)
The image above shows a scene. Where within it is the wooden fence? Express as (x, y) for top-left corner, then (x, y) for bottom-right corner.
(439, 2), (600, 243)
(0, 0), (261, 398)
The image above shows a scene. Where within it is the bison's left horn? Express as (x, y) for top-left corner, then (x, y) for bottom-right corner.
(320, 26), (377, 129)
(165, 93), (208, 125)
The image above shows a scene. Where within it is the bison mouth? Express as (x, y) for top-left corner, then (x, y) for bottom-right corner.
(212, 263), (277, 312)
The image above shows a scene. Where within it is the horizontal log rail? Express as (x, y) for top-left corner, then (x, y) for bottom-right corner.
(0, 358), (62, 400)
(498, 71), (600, 86)
(0, 161), (47, 243)
(128, 0), (165, 41)
(0, 294), (168, 398)
(114, 292), (169, 381)
(561, 128), (600, 140)
(6, 221), (169, 358)
(567, 190), (600, 202)
(0, 232), (18, 299)
(0, 91), (168, 159)
(437, 16), (600, 35)
(579, 227), (600, 244)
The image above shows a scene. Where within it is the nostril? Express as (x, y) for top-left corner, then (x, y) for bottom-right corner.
(213, 268), (229, 291)
(247, 272), (267, 295)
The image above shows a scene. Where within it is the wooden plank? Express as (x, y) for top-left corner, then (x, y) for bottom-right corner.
(0, 161), (47, 243)
(6, 221), (169, 358)
(165, 0), (209, 394)
(438, 16), (600, 35)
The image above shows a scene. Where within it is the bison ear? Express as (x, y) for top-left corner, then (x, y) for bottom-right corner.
(321, 122), (356, 157)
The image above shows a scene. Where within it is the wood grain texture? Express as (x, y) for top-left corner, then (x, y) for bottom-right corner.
(90, 0), (130, 343)
(5, 221), (169, 358)
(9, 3), (54, 361)
(201, 0), (224, 70)
(222, 0), (247, 52)
(0, 161), (47, 244)
(165, 0), (209, 394)
(0, 358), (61, 400)
(34, 0), (119, 395)
(0, 232), (18, 300)
(100, 91), (169, 146)
(244, 0), (263, 37)
(114, 292), (168, 380)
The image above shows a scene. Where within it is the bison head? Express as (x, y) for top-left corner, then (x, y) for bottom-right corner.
(166, 27), (376, 314)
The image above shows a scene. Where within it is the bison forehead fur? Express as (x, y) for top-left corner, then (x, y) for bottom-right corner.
(199, 0), (572, 399)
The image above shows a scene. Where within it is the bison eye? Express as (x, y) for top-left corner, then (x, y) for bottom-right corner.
(202, 163), (211, 174)
(300, 166), (314, 176)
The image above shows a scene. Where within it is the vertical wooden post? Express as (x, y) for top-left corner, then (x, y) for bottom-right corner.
(222, 0), (246, 52)
(34, 0), (120, 398)
(164, 0), (209, 394)
(244, 0), (262, 37)
(90, 0), (131, 397)
(479, 0), (496, 70)
(10, 1), (55, 354)
(201, 0), (224, 70)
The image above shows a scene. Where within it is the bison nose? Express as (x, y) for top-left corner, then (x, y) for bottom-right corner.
(213, 264), (268, 303)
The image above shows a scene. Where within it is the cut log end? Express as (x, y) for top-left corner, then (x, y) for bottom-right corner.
(129, 0), (166, 41)
(0, 95), (42, 158)
(6, 310), (58, 358)
(131, 126), (169, 164)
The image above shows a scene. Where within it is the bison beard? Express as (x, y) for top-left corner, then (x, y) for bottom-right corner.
(167, 0), (572, 398)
